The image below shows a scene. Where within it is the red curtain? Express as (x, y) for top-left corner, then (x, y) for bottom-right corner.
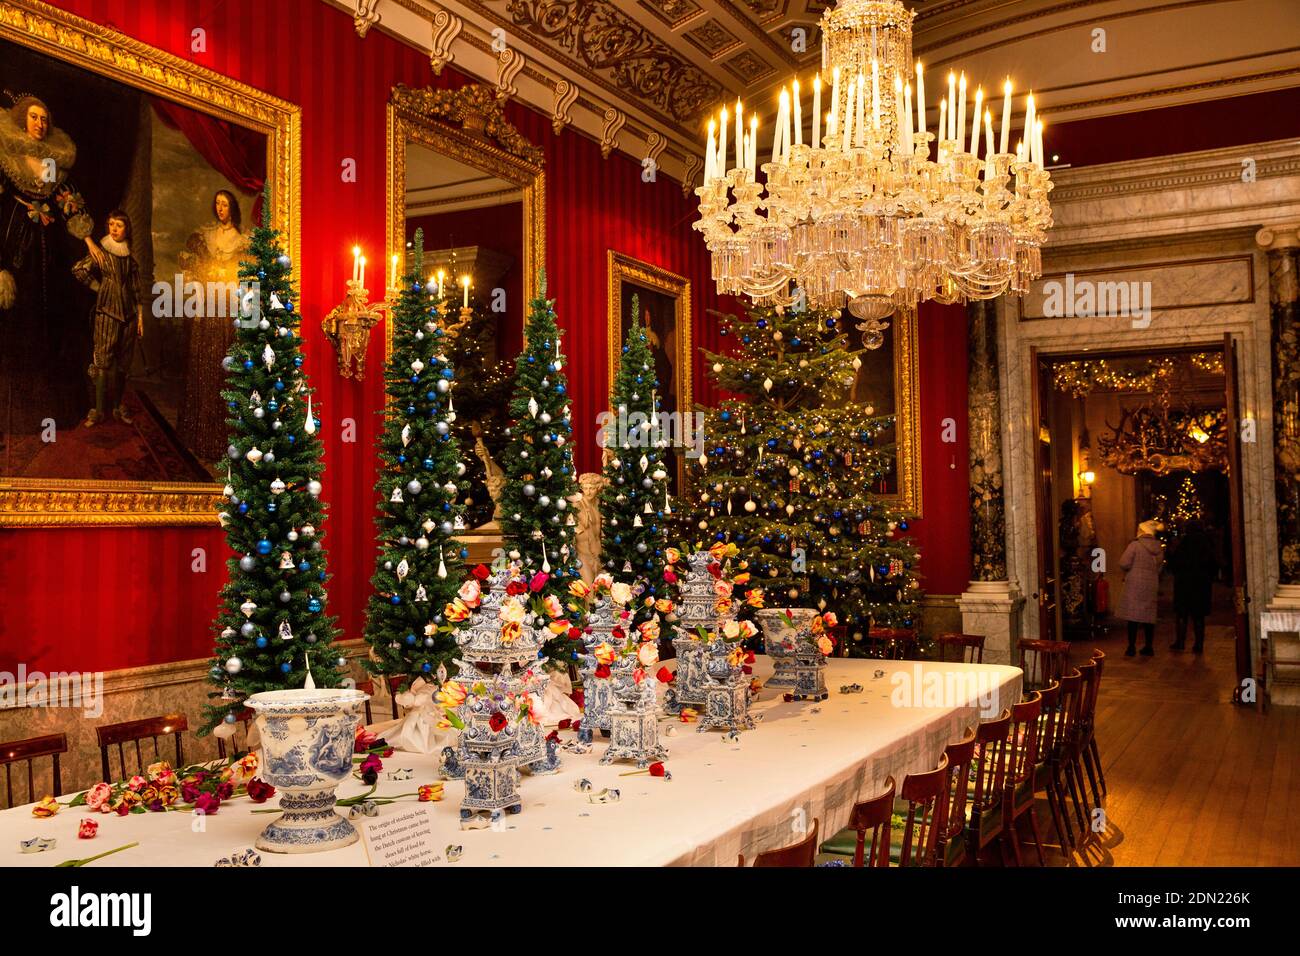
(150, 97), (266, 221)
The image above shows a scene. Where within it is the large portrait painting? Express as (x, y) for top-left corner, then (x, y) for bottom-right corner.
(0, 0), (299, 526)
(607, 251), (693, 495)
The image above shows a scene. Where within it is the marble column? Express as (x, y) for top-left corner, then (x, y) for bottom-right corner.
(956, 299), (1024, 663)
(1259, 226), (1300, 612)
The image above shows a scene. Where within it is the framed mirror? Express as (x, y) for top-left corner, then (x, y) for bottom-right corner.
(385, 84), (545, 539)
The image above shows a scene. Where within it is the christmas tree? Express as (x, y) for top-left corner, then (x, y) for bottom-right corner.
(362, 229), (470, 688)
(498, 272), (584, 661)
(695, 303), (921, 649)
(598, 294), (673, 607)
(202, 190), (341, 735)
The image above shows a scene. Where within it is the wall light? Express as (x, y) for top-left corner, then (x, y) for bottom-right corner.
(1079, 470), (1096, 485)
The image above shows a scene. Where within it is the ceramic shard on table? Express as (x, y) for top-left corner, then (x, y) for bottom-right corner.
(245, 687), (371, 854)
(600, 657), (668, 768)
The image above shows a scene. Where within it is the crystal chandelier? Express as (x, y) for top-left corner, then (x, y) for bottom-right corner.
(693, 0), (1054, 339)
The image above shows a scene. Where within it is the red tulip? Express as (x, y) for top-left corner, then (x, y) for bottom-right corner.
(595, 664), (611, 679)
(656, 666), (675, 684)
(530, 572), (549, 592)
(472, 564), (491, 580)
(648, 762), (667, 777)
(489, 712), (508, 733)
(663, 570), (678, 584)
(558, 719), (572, 730)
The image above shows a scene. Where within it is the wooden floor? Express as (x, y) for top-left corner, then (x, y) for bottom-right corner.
(1049, 619), (1300, 867)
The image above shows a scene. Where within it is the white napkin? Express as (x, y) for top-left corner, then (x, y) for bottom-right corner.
(367, 677), (455, 755)
(531, 670), (582, 725)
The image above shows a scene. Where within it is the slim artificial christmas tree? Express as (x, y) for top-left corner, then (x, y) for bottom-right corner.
(363, 229), (470, 687)
(203, 191), (342, 735)
(695, 303), (921, 647)
(598, 294), (673, 605)
(498, 272), (584, 660)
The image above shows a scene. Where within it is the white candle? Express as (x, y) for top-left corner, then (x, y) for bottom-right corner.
(971, 86), (983, 157)
(947, 72), (956, 140)
(903, 81), (913, 152)
(735, 99), (744, 173)
(351, 246), (360, 283)
(812, 74), (821, 149)
(828, 67), (841, 137)
(359, 255), (366, 290)
(718, 106), (728, 175)
(792, 79), (802, 146)
(1036, 118), (1045, 167)
(999, 78), (1012, 153)
(984, 110), (995, 163)
(462, 276), (470, 309)
(916, 62), (926, 136)
(705, 119), (716, 181)
(957, 73), (966, 152)
(855, 72), (865, 146)
(437, 269), (445, 299)
(1024, 93), (1036, 164)
(772, 89), (786, 164)
(871, 59), (880, 131)
(842, 78), (855, 151)
(938, 99), (946, 151)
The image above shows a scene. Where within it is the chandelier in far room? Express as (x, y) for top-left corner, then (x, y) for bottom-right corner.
(692, 0), (1054, 340)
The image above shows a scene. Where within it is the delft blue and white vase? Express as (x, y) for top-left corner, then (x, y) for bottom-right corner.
(600, 656), (668, 768)
(668, 551), (733, 712)
(458, 702), (523, 821)
(246, 686), (371, 854)
(577, 596), (620, 741)
(697, 638), (755, 733)
(756, 608), (826, 700)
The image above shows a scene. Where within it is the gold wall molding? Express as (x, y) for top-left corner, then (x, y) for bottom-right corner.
(353, 0), (382, 37)
(385, 83), (546, 361)
(681, 153), (702, 197)
(496, 46), (526, 99)
(0, 0), (301, 528)
(551, 78), (579, 135)
(429, 6), (463, 74)
(601, 107), (627, 159)
(885, 309), (922, 516)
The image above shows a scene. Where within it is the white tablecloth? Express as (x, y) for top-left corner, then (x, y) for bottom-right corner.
(0, 658), (1020, 867)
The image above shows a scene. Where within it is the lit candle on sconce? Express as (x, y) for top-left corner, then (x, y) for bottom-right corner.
(358, 255), (366, 290)
(956, 72), (966, 152)
(811, 74), (821, 149)
(437, 268), (446, 300)
(351, 246), (360, 284)
(792, 78), (802, 146)
(828, 67), (841, 139)
(718, 106), (728, 176)
(971, 85), (983, 157)
(461, 275), (471, 309)
(915, 61), (926, 137)
(705, 118), (717, 181)
(1000, 77), (1012, 154)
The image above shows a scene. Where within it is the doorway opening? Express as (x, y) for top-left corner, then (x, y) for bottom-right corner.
(1030, 341), (1250, 694)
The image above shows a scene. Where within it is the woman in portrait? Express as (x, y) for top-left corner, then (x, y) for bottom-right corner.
(176, 188), (249, 462)
(0, 94), (103, 433)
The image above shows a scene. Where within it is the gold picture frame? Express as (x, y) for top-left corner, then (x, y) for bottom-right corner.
(887, 308), (922, 516)
(0, 0), (301, 527)
(607, 251), (693, 491)
(384, 83), (545, 358)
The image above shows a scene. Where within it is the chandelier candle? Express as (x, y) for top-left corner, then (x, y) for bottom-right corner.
(1000, 78), (1012, 153)
(812, 74), (821, 148)
(828, 67), (840, 137)
(957, 73), (966, 152)
(735, 98), (743, 173)
(971, 86), (983, 157)
(793, 79), (802, 145)
(718, 106), (727, 178)
(916, 61), (925, 135)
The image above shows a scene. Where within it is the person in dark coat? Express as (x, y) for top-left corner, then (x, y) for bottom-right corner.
(1117, 520), (1164, 656)
(1167, 519), (1218, 653)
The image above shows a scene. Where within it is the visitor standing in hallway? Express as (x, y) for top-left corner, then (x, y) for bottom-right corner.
(1168, 519), (1218, 653)
(1117, 520), (1165, 657)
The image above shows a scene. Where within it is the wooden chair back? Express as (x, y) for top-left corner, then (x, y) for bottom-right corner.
(936, 633), (986, 664)
(898, 754), (949, 866)
(1055, 668), (1084, 758)
(940, 729), (977, 862)
(1017, 639), (1070, 690)
(1035, 680), (1064, 761)
(1007, 692), (1043, 793)
(846, 777), (895, 867)
(96, 714), (188, 781)
(1, 733), (68, 808)
(353, 680), (378, 724)
(971, 710), (1012, 815)
(741, 818), (820, 867)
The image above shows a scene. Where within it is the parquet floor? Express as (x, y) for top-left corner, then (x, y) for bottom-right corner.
(1051, 617), (1300, 867)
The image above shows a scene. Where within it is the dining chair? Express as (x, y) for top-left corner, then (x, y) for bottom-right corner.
(1004, 691), (1046, 866)
(353, 680), (378, 724)
(1054, 669), (1091, 843)
(1017, 638), (1070, 690)
(936, 633), (986, 664)
(1033, 680), (1075, 854)
(895, 754), (950, 867)
(215, 707), (256, 760)
(867, 627), (918, 660)
(818, 777), (895, 867)
(1084, 649), (1108, 799)
(1, 733), (67, 808)
(965, 710), (1012, 865)
(1073, 659), (1104, 811)
(96, 714), (188, 782)
(740, 818), (820, 867)
(938, 729), (977, 867)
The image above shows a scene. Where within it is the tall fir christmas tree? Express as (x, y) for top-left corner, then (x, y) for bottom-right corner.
(498, 272), (584, 660)
(363, 229), (469, 687)
(599, 294), (673, 605)
(696, 303), (922, 647)
(203, 191), (341, 735)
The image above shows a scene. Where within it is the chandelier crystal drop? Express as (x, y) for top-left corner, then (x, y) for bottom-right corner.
(693, 0), (1054, 331)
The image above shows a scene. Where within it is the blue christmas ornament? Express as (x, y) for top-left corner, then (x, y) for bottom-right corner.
(274, 379), (285, 391)
(389, 595), (401, 606)
(256, 539), (272, 554)
(309, 597), (323, 612)
(556, 384), (566, 395)
(298, 560), (310, 572)
(406, 634), (417, 645)
(243, 359), (254, 370)
(898, 520), (909, 531)
(398, 454), (406, 463)
(238, 503), (249, 514)
(280, 662), (292, 674)
(422, 662), (433, 672)
(256, 636), (268, 649)
(423, 457), (434, 470)
(294, 356), (303, 367)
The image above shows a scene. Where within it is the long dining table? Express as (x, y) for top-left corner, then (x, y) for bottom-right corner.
(0, 657), (1021, 867)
